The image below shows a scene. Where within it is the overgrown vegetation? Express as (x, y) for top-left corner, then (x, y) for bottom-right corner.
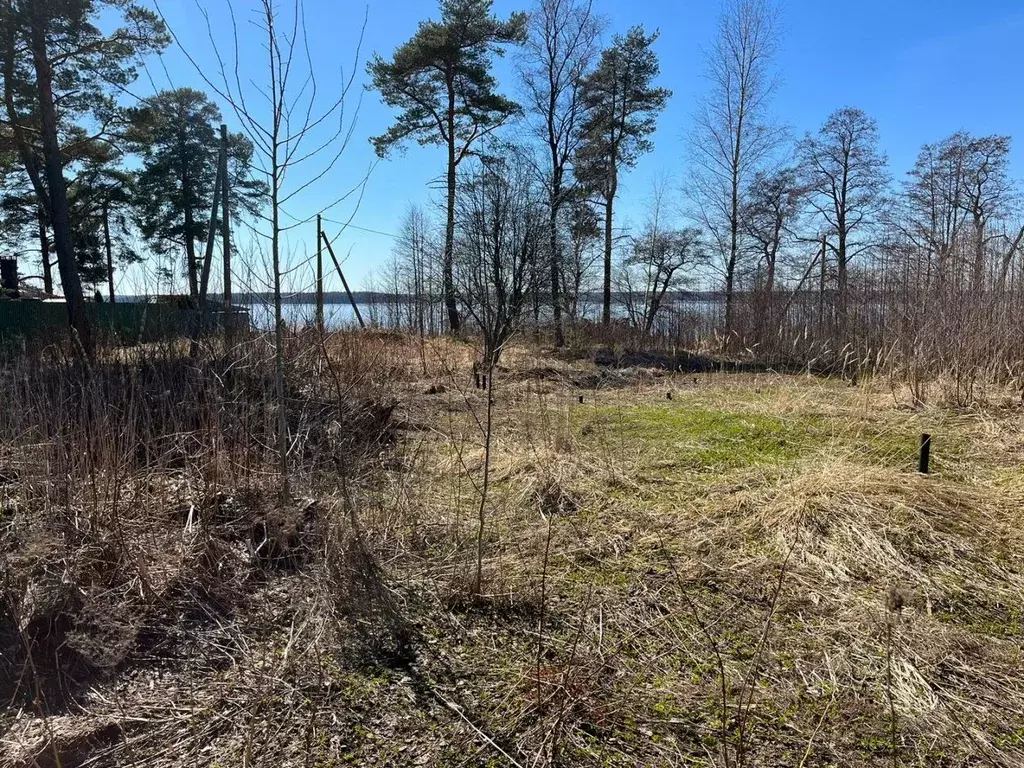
(2, 332), (1023, 766)
(3, 0), (1024, 765)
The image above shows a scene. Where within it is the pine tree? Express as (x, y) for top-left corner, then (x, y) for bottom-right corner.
(368, 0), (527, 334)
(127, 88), (264, 299)
(575, 26), (670, 325)
(1, 0), (167, 353)
(69, 146), (142, 302)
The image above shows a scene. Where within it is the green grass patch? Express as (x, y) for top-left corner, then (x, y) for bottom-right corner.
(578, 399), (972, 477)
(580, 404), (819, 471)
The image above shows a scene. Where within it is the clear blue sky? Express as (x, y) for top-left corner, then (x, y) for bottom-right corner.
(143, 0), (1024, 294)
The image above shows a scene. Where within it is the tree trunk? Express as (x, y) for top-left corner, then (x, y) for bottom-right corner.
(837, 230), (848, 336)
(532, 258), (541, 339)
(725, 181), (740, 339)
(28, 12), (91, 354)
(602, 186), (614, 326)
(266, 100), (289, 497)
(972, 216), (986, 291)
(549, 171), (564, 346)
(103, 199), (115, 303)
(181, 128), (199, 299)
(724, 262), (735, 339)
(443, 82), (460, 335)
(37, 208), (52, 295)
(220, 125), (232, 313)
(818, 236), (827, 332)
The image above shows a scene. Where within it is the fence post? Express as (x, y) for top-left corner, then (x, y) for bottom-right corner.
(918, 433), (931, 474)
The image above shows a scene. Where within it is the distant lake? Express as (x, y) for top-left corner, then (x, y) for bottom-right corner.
(120, 293), (723, 332)
(242, 301), (369, 329)
(238, 295), (722, 331)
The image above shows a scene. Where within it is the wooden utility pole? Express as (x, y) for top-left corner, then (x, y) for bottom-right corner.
(220, 124), (232, 313)
(319, 231), (365, 329)
(316, 214), (324, 333)
(191, 146), (224, 356)
(198, 145), (224, 302)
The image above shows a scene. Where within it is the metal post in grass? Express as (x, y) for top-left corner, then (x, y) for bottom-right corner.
(919, 433), (931, 474)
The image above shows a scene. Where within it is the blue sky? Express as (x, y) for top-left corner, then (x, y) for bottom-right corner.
(140, 0), (1024, 294)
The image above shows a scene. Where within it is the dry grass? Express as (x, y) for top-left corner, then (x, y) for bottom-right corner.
(3, 333), (1024, 766)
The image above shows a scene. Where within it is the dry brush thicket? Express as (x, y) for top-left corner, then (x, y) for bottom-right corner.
(2, 331), (1023, 767)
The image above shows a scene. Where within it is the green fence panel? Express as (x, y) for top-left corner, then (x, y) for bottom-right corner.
(0, 301), (239, 351)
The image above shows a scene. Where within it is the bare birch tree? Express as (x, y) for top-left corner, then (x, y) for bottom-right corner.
(163, 0), (366, 498)
(620, 182), (704, 334)
(797, 107), (888, 333)
(688, 0), (781, 339)
(519, 0), (602, 346)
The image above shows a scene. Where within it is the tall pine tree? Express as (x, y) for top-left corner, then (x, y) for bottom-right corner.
(368, 0), (527, 334)
(127, 88), (264, 300)
(1, 0), (167, 353)
(576, 27), (670, 325)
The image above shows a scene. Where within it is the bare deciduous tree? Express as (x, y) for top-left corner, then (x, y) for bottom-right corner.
(620, 180), (704, 334)
(454, 147), (543, 368)
(688, 0), (781, 339)
(740, 166), (801, 296)
(519, 0), (602, 346)
(798, 107), (889, 331)
(165, 0), (366, 498)
(562, 192), (601, 321)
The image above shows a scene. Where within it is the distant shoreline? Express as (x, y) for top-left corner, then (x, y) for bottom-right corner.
(120, 290), (730, 306)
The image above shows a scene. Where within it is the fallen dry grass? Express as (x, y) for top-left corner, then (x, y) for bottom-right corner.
(3, 335), (1023, 766)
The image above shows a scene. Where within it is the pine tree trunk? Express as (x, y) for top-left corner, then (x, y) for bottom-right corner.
(103, 200), (115, 303)
(444, 84), (460, 335)
(28, 13), (91, 354)
(181, 128), (199, 299)
(602, 190), (614, 326)
(37, 208), (52, 295)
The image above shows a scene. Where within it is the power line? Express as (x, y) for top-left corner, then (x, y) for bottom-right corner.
(319, 217), (398, 239)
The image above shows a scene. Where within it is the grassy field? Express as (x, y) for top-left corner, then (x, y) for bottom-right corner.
(3, 337), (1024, 766)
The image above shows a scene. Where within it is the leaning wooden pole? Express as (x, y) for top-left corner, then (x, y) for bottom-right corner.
(190, 147), (224, 357)
(320, 230), (365, 329)
(316, 214), (324, 333)
(198, 144), (224, 302)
